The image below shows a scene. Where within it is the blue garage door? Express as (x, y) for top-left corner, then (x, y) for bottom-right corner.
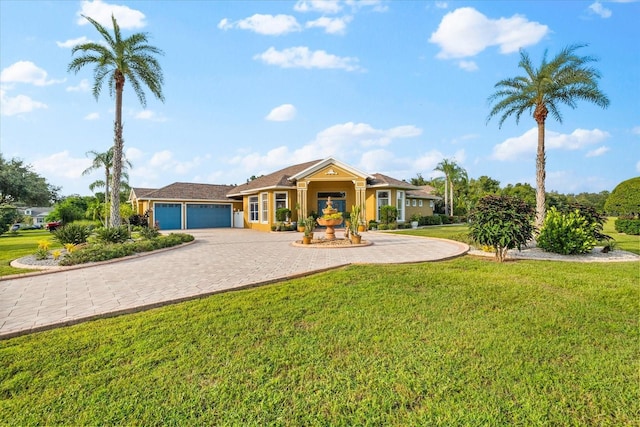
(186, 204), (231, 229)
(155, 203), (181, 230)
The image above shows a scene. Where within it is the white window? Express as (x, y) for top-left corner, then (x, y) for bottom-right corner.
(396, 190), (405, 222)
(274, 192), (288, 221)
(412, 199), (417, 207)
(376, 190), (389, 221)
(261, 193), (268, 223)
(429, 200), (433, 208)
(419, 200), (424, 207)
(406, 199), (410, 207)
(249, 196), (259, 222)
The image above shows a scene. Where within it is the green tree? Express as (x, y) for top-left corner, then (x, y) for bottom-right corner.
(47, 196), (92, 224)
(465, 175), (501, 212)
(501, 183), (536, 209)
(434, 159), (467, 216)
(604, 177), (640, 217)
(82, 147), (132, 226)
(68, 14), (164, 227)
(487, 44), (610, 229)
(0, 155), (60, 206)
(468, 195), (536, 262)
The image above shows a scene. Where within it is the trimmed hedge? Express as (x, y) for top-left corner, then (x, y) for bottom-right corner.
(614, 218), (640, 235)
(59, 233), (194, 266)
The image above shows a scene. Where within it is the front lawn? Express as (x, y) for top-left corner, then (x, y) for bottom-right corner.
(0, 229), (61, 276)
(1, 258), (637, 425)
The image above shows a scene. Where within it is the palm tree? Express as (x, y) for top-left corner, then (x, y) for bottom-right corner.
(82, 147), (132, 226)
(434, 159), (467, 216)
(68, 14), (164, 227)
(487, 44), (609, 228)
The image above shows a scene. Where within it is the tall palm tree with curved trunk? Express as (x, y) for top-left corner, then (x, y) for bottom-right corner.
(68, 14), (164, 227)
(82, 147), (132, 226)
(487, 44), (609, 229)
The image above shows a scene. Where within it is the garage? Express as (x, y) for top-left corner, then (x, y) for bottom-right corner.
(186, 204), (231, 229)
(154, 203), (182, 230)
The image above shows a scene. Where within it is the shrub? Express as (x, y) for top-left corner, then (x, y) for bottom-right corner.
(138, 226), (160, 240)
(468, 195), (535, 262)
(537, 207), (598, 255)
(53, 223), (91, 245)
(604, 177), (640, 216)
(614, 218), (640, 235)
(380, 205), (397, 225)
(378, 224), (389, 230)
(59, 233), (194, 266)
(275, 208), (291, 222)
(419, 215), (442, 226)
(95, 225), (130, 244)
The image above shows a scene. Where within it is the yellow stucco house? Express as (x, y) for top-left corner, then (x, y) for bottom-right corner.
(129, 157), (440, 231)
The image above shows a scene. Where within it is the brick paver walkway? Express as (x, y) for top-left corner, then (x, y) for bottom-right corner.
(0, 229), (468, 339)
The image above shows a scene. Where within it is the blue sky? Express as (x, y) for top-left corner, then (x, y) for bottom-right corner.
(1, 0), (638, 198)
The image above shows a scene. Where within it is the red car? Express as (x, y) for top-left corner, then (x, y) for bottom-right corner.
(46, 221), (62, 232)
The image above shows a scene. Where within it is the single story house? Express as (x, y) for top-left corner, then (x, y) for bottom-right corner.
(129, 157), (440, 231)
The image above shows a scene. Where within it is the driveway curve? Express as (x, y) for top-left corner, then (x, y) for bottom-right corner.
(0, 229), (468, 339)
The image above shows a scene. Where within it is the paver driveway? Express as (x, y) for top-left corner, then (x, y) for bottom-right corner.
(0, 229), (468, 339)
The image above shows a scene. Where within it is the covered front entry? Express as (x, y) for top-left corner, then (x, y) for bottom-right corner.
(186, 204), (231, 229)
(155, 203), (181, 230)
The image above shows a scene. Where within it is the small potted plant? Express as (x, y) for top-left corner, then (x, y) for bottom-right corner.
(410, 213), (420, 229)
(302, 216), (315, 244)
(295, 203), (305, 232)
(349, 205), (362, 244)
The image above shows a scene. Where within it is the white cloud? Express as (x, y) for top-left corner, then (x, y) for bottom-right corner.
(306, 16), (352, 34)
(458, 60), (478, 71)
(294, 0), (343, 14)
(148, 150), (204, 174)
(429, 7), (549, 59)
(67, 78), (91, 92)
(254, 46), (363, 71)
(134, 110), (167, 122)
(586, 146), (610, 157)
(32, 151), (92, 180)
(226, 121), (423, 175)
(637, 160), (640, 173)
(589, 2), (613, 18)
(84, 112), (100, 120)
(1, 61), (63, 86)
(0, 89), (47, 116)
(345, 0), (388, 12)
(435, 2), (448, 9)
(218, 14), (301, 35)
(56, 36), (90, 48)
(77, 0), (146, 29)
(266, 104), (297, 121)
(313, 122), (422, 148)
(125, 147), (144, 161)
(631, 126), (640, 135)
(492, 127), (611, 161)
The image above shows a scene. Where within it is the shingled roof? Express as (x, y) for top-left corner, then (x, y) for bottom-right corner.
(131, 187), (158, 198)
(227, 159), (321, 196)
(142, 182), (237, 201)
(368, 173), (416, 189)
(407, 185), (441, 200)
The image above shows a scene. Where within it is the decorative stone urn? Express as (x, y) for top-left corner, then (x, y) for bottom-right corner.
(316, 197), (343, 240)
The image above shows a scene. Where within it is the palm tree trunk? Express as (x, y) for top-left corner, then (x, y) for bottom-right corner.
(443, 178), (448, 216)
(104, 170), (110, 227)
(449, 180), (454, 216)
(534, 104), (548, 230)
(110, 71), (124, 228)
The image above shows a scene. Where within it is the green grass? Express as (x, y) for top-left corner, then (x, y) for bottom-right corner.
(1, 258), (638, 425)
(0, 229), (62, 276)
